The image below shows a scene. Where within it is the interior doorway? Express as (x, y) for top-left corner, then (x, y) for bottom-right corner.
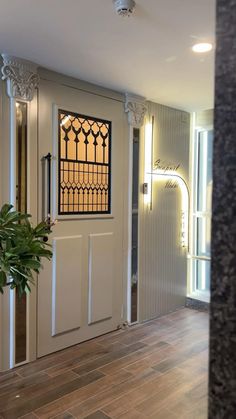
(36, 80), (126, 357)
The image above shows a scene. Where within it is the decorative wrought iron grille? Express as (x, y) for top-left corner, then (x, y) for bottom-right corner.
(58, 109), (111, 215)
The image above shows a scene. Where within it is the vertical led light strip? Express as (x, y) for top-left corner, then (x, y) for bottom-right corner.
(144, 120), (153, 207)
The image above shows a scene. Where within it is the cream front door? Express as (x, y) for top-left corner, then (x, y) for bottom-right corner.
(37, 79), (126, 357)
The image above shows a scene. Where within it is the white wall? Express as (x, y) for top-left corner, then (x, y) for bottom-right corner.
(138, 102), (190, 321)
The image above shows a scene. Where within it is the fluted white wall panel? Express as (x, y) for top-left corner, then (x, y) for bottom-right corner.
(138, 103), (190, 321)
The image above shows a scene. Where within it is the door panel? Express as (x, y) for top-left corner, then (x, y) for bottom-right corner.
(37, 80), (126, 357)
(88, 233), (114, 324)
(52, 235), (83, 336)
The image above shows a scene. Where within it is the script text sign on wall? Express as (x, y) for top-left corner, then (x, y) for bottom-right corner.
(154, 159), (181, 189)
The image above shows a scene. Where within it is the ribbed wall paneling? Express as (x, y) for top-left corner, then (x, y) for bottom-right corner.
(195, 109), (213, 128)
(138, 102), (190, 322)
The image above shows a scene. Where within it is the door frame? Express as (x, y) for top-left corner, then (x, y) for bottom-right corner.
(125, 94), (147, 324)
(0, 59), (141, 370)
(37, 80), (128, 357)
(0, 73), (38, 370)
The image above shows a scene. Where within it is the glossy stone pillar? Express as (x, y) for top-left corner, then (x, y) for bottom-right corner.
(208, 1), (236, 417)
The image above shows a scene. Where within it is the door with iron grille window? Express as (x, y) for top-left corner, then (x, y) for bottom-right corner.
(37, 79), (126, 357)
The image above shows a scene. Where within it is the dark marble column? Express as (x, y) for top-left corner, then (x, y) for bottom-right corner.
(208, 1), (236, 418)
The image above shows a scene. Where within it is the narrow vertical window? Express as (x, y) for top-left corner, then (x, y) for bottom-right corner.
(131, 128), (139, 323)
(15, 101), (27, 364)
(58, 110), (111, 215)
(191, 129), (213, 300)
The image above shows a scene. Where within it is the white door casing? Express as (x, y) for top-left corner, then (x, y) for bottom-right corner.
(37, 79), (127, 357)
(0, 54), (40, 369)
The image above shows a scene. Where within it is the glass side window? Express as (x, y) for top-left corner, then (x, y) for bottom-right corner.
(192, 130), (213, 297)
(15, 101), (28, 365)
(131, 128), (139, 323)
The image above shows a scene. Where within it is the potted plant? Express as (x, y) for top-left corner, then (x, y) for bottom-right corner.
(0, 203), (53, 295)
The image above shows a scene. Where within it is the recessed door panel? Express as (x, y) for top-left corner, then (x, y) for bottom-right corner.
(52, 236), (82, 336)
(88, 233), (114, 324)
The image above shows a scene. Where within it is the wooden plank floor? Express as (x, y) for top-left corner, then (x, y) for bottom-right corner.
(0, 308), (209, 419)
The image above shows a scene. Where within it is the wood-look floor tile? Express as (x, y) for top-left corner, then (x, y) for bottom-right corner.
(116, 409), (146, 418)
(95, 342), (128, 352)
(84, 411), (111, 419)
(17, 343), (102, 378)
(0, 371), (21, 386)
(163, 331), (193, 345)
(113, 327), (160, 347)
(166, 380), (208, 417)
(143, 343), (176, 365)
(73, 342), (147, 376)
(68, 369), (158, 418)
(1, 370), (104, 419)
(140, 331), (176, 346)
(181, 405), (208, 419)
(45, 347), (112, 378)
(152, 340), (208, 374)
(102, 388), (147, 417)
(167, 391), (208, 419)
(123, 359), (151, 376)
(152, 355), (185, 373)
(136, 369), (206, 417)
(0, 372), (50, 400)
(52, 412), (75, 419)
(165, 308), (199, 321)
(0, 371), (78, 412)
(34, 370), (133, 419)
(0, 309), (208, 419)
(96, 323), (157, 347)
(134, 376), (185, 415)
(130, 367), (190, 403)
(0, 369), (16, 378)
(99, 341), (174, 376)
(149, 408), (178, 419)
(94, 330), (125, 345)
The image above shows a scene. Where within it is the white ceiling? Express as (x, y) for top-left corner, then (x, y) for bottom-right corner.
(0, 0), (215, 111)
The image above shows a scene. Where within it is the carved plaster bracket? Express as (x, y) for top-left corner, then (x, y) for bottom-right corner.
(125, 93), (147, 128)
(1, 54), (39, 101)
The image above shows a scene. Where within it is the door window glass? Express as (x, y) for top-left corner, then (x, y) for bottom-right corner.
(58, 109), (111, 215)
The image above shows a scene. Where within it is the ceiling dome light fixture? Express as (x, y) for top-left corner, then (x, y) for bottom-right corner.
(113, 0), (136, 17)
(192, 43), (213, 53)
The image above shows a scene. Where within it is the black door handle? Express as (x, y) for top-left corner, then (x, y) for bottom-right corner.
(42, 153), (52, 221)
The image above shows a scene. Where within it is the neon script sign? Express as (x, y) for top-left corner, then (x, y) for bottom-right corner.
(144, 123), (189, 249)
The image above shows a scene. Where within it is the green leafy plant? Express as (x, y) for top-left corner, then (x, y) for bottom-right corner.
(0, 204), (53, 295)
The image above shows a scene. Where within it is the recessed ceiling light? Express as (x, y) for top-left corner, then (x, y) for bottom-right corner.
(192, 43), (213, 53)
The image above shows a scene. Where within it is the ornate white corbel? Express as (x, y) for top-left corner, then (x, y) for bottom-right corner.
(125, 93), (147, 128)
(1, 54), (39, 101)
